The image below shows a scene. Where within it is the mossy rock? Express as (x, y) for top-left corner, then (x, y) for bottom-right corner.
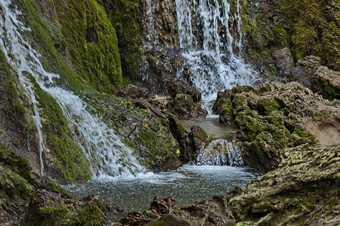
(229, 144), (340, 225)
(243, 0), (340, 71)
(213, 82), (339, 173)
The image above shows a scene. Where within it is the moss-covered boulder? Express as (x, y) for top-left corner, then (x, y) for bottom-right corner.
(229, 144), (340, 225)
(214, 82), (340, 172)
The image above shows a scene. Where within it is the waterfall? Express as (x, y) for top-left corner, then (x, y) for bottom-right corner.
(175, 0), (257, 105)
(0, 0), (145, 178)
(197, 139), (244, 166)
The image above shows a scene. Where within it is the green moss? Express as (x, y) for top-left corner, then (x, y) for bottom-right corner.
(31, 78), (91, 183)
(98, 0), (142, 80)
(71, 198), (104, 225)
(312, 76), (340, 100)
(38, 204), (70, 225)
(0, 143), (33, 182)
(138, 130), (180, 171)
(0, 166), (33, 206)
(52, 0), (122, 92)
(14, 0), (87, 94)
(244, 0), (340, 70)
(256, 98), (281, 115)
(47, 181), (70, 198)
(15, 0), (122, 94)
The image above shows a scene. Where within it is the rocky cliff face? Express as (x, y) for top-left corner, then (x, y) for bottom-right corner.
(241, 0), (340, 76)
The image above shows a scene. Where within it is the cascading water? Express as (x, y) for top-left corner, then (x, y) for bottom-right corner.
(0, 0), (145, 178)
(196, 139), (244, 166)
(175, 0), (257, 109)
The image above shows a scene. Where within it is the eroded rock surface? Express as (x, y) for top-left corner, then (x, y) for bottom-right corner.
(229, 144), (340, 225)
(214, 82), (340, 172)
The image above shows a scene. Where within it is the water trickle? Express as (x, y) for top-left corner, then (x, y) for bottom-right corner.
(0, 0), (145, 178)
(197, 139), (244, 166)
(175, 0), (257, 108)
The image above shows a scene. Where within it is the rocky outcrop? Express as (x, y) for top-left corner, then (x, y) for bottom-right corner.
(120, 195), (235, 225)
(168, 80), (202, 102)
(167, 81), (207, 118)
(168, 94), (207, 118)
(242, 0), (340, 74)
(229, 144), (340, 225)
(290, 56), (340, 100)
(114, 84), (151, 99)
(213, 82), (340, 172)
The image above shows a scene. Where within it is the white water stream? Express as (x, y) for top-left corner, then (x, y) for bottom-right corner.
(176, 0), (257, 108)
(0, 0), (145, 178)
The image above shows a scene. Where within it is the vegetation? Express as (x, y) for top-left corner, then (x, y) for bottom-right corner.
(241, 0), (340, 70)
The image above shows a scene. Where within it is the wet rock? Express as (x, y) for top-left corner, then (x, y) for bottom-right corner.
(183, 125), (208, 163)
(212, 90), (232, 114)
(214, 82), (340, 172)
(272, 47), (294, 77)
(168, 80), (202, 102)
(120, 195), (235, 225)
(229, 144), (340, 225)
(114, 84), (150, 99)
(212, 90), (236, 125)
(168, 94), (207, 118)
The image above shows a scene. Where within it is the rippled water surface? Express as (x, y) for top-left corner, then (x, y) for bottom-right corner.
(65, 165), (258, 211)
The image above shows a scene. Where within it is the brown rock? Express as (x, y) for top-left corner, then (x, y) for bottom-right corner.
(168, 80), (202, 102)
(114, 84), (150, 99)
(169, 94), (207, 118)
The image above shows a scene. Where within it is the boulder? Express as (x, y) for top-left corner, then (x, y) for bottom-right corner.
(168, 80), (202, 102)
(114, 84), (150, 99)
(214, 82), (340, 172)
(183, 125), (208, 163)
(229, 144), (340, 225)
(290, 55), (321, 88)
(290, 55), (340, 100)
(272, 47), (294, 77)
(168, 94), (207, 118)
(120, 195), (235, 225)
(311, 65), (340, 100)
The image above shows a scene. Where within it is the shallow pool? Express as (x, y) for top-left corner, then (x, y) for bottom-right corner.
(65, 165), (258, 212)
